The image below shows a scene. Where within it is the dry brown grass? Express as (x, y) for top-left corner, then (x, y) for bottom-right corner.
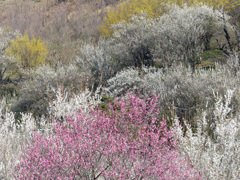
(0, 0), (121, 64)
(0, 0), (120, 41)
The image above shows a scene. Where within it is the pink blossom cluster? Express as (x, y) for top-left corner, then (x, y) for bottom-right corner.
(14, 93), (201, 179)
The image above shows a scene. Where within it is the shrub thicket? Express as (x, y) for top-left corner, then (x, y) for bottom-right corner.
(0, 1), (240, 179)
(0, 27), (24, 96)
(0, 87), (102, 179)
(81, 5), (232, 85)
(105, 56), (240, 129)
(174, 89), (240, 179)
(11, 63), (89, 117)
(100, 0), (240, 37)
(14, 93), (201, 179)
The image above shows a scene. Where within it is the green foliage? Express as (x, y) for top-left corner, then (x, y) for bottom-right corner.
(51, 43), (61, 49)
(98, 95), (114, 111)
(6, 33), (48, 69)
(203, 49), (223, 59)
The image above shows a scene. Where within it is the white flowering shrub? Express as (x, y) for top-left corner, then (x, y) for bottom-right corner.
(105, 60), (240, 125)
(78, 44), (114, 86)
(0, 97), (36, 179)
(174, 89), (240, 179)
(0, 86), (102, 179)
(49, 87), (102, 121)
(81, 4), (232, 83)
(11, 63), (89, 117)
(227, 53), (240, 74)
(103, 14), (156, 68)
(152, 5), (231, 70)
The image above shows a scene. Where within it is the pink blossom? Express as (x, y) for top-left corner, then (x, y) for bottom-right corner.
(14, 92), (201, 179)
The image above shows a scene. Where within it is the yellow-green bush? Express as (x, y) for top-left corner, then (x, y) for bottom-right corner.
(100, 0), (240, 37)
(6, 33), (48, 69)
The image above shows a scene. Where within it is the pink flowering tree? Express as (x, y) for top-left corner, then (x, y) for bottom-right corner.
(14, 93), (201, 179)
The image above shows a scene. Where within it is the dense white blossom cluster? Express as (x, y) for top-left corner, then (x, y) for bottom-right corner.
(0, 3), (240, 179)
(49, 87), (102, 120)
(105, 61), (240, 118)
(174, 89), (240, 179)
(0, 88), (102, 179)
(0, 98), (35, 179)
(81, 5), (232, 83)
(11, 63), (89, 116)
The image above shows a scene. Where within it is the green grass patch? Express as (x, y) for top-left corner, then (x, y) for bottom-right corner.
(198, 49), (225, 69)
(203, 49), (222, 59)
